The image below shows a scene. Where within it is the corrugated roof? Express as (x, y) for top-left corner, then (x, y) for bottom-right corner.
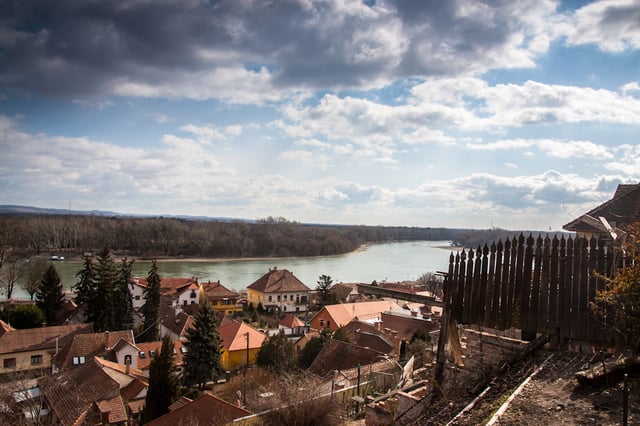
(247, 268), (311, 293)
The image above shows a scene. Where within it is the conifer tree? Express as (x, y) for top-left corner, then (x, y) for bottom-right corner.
(140, 260), (161, 342)
(89, 247), (117, 332)
(73, 254), (95, 307)
(36, 264), (65, 325)
(142, 336), (178, 423)
(182, 302), (221, 390)
(113, 258), (135, 331)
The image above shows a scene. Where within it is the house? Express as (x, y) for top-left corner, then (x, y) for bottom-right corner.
(278, 313), (306, 336)
(246, 267), (311, 313)
(202, 280), (243, 315)
(39, 356), (148, 425)
(331, 283), (366, 303)
(135, 339), (185, 375)
(563, 183), (640, 240)
(54, 330), (137, 371)
(131, 277), (199, 309)
(309, 300), (402, 331)
(146, 392), (251, 426)
(307, 338), (390, 378)
(0, 322), (93, 375)
(218, 318), (266, 371)
(159, 304), (195, 341)
(342, 320), (397, 356)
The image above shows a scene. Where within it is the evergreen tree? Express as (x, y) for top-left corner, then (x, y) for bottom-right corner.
(315, 274), (338, 307)
(35, 264), (65, 325)
(113, 258), (135, 331)
(256, 330), (297, 373)
(140, 260), (161, 342)
(89, 247), (117, 332)
(182, 303), (221, 390)
(73, 254), (95, 307)
(142, 336), (178, 423)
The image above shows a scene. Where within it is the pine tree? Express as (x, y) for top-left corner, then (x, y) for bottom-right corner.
(113, 258), (135, 331)
(182, 302), (221, 390)
(140, 260), (161, 342)
(89, 247), (117, 332)
(142, 336), (178, 423)
(316, 274), (338, 307)
(73, 254), (95, 307)
(35, 264), (65, 325)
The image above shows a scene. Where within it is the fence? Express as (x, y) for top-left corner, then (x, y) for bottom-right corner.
(444, 234), (623, 345)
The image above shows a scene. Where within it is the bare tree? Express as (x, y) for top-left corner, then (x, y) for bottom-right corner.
(23, 258), (49, 300)
(2, 255), (26, 300)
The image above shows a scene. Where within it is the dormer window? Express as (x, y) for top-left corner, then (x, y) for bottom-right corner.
(72, 356), (86, 365)
(149, 350), (157, 358)
(139, 351), (146, 359)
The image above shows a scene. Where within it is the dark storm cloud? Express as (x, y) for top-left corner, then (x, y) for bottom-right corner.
(0, 0), (551, 98)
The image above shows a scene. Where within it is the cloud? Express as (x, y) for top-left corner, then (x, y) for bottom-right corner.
(466, 138), (614, 159)
(565, 0), (640, 51)
(0, 0), (562, 100)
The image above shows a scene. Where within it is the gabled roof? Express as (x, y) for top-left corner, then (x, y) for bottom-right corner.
(247, 267), (311, 293)
(146, 392), (251, 426)
(279, 313), (305, 329)
(133, 277), (198, 298)
(202, 280), (239, 301)
(93, 356), (149, 384)
(96, 395), (128, 424)
(308, 338), (388, 377)
(0, 322), (92, 355)
(343, 320), (395, 355)
(160, 304), (195, 337)
(218, 319), (266, 352)
(39, 358), (120, 426)
(313, 300), (402, 328)
(380, 311), (438, 341)
(564, 183), (640, 233)
(55, 330), (135, 370)
(135, 340), (185, 370)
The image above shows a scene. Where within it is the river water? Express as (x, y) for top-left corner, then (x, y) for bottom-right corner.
(11, 240), (455, 298)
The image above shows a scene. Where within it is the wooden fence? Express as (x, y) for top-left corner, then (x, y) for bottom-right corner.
(444, 234), (622, 345)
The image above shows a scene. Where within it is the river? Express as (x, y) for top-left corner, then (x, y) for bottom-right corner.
(10, 240), (455, 298)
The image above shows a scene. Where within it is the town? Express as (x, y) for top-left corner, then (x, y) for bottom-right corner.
(0, 184), (639, 425)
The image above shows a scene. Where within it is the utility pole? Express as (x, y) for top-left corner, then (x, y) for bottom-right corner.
(243, 332), (249, 407)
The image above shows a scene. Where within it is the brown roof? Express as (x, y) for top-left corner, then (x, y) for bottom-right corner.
(55, 330), (135, 370)
(279, 313), (305, 328)
(135, 340), (185, 370)
(202, 280), (239, 301)
(312, 300), (401, 329)
(160, 304), (195, 338)
(39, 358), (120, 426)
(96, 395), (128, 424)
(380, 311), (439, 341)
(308, 338), (388, 377)
(146, 392), (250, 426)
(219, 319), (265, 352)
(563, 183), (640, 233)
(134, 277), (198, 298)
(93, 356), (149, 384)
(343, 321), (395, 355)
(0, 323), (92, 355)
(247, 267), (311, 293)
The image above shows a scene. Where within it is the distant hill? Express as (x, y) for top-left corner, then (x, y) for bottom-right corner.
(0, 205), (251, 223)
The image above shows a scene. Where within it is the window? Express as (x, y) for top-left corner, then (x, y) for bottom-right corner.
(135, 295), (141, 300)
(319, 319), (324, 327)
(327, 321), (331, 328)
(139, 351), (146, 359)
(124, 355), (132, 365)
(190, 290), (197, 298)
(72, 356), (86, 365)
(31, 355), (43, 365)
(149, 350), (157, 358)
(277, 295), (281, 302)
(180, 347), (187, 354)
(268, 296), (272, 302)
(3, 358), (16, 368)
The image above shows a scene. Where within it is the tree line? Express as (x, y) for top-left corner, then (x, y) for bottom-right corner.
(0, 214), (466, 259)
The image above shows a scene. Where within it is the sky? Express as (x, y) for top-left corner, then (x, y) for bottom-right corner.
(1, 0), (639, 231)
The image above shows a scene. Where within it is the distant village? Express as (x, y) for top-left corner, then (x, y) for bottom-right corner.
(1, 183), (639, 425)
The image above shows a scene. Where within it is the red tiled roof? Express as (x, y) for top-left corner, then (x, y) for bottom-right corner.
(94, 356), (149, 384)
(218, 320), (265, 352)
(202, 280), (239, 300)
(96, 395), (128, 424)
(312, 300), (401, 329)
(160, 304), (195, 338)
(279, 313), (305, 328)
(135, 340), (185, 370)
(247, 268), (311, 293)
(55, 330), (135, 370)
(0, 323), (92, 355)
(146, 392), (250, 426)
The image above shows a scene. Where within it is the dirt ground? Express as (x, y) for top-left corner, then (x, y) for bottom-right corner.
(424, 350), (639, 425)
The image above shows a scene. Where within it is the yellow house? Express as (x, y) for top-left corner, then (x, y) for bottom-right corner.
(218, 318), (265, 371)
(246, 267), (310, 313)
(0, 321), (92, 375)
(201, 280), (243, 315)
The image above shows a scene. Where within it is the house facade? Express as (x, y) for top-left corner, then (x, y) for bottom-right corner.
(0, 322), (92, 375)
(246, 267), (311, 313)
(218, 318), (266, 371)
(202, 280), (243, 315)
